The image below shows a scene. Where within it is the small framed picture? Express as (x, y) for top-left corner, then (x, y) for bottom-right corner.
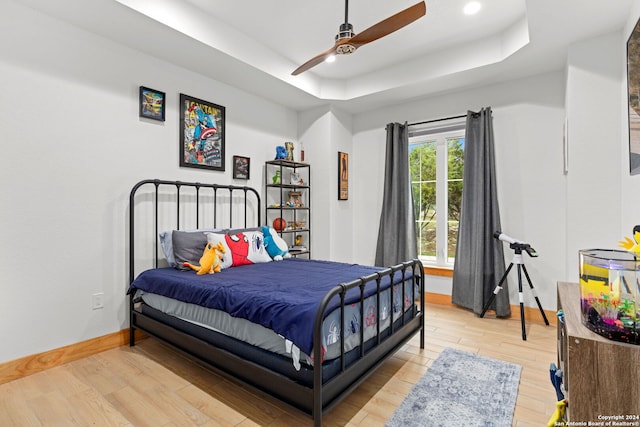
(139, 86), (165, 121)
(290, 172), (303, 185)
(232, 155), (250, 179)
(338, 151), (348, 200)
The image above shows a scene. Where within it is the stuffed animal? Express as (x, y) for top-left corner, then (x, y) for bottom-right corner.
(183, 241), (226, 275)
(275, 146), (287, 160)
(546, 363), (566, 427)
(619, 225), (640, 254)
(262, 226), (290, 261)
(549, 363), (565, 401)
(547, 400), (567, 427)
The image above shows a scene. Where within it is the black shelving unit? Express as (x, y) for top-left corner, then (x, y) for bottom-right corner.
(265, 160), (311, 257)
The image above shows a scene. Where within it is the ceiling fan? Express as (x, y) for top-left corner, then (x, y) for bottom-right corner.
(291, 0), (427, 76)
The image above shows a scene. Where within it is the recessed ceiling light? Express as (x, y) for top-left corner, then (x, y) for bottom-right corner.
(325, 55), (336, 63)
(463, 1), (481, 15)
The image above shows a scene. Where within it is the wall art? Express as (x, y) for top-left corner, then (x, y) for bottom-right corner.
(139, 86), (165, 121)
(627, 17), (640, 175)
(338, 151), (348, 200)
(232, 155), (250, 179)
(180, 93), (225, 171)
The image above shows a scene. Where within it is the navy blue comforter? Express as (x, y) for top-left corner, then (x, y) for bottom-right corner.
(129, 258), (407, 355)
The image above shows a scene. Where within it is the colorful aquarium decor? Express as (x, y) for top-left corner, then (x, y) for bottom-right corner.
(579, 249), (639, 344)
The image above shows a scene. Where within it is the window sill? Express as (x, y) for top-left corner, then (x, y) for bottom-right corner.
(423, 265), (453, 278)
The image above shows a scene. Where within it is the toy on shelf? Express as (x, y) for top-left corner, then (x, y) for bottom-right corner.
(285, 141), (294, 161)
(290, 220), (306, 230)
(272, 170), (281, 185)
(273, 217), (286, 232)
(290, 173), (303, 185)
(287, 191), (303, 208)
(275, 146), (287, 160)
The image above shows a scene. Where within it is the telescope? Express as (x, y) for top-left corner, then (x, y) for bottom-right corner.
(493, 231), (538, 257)
(482, 230), (548, 340)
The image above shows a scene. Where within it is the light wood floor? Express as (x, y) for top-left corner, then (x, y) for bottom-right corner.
(0, 303), (557, 426)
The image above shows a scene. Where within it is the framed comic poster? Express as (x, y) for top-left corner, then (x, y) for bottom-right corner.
(139, 86), (165, 121)
(180, 93), (225, 171)
(338, 151), (348, 200)
(232, 155), (250, 179)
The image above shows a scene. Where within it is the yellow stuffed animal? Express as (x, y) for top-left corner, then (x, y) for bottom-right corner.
(619, 226), (640, 255)
(547, 399), (567, 426)
(183, 242), (225, 275)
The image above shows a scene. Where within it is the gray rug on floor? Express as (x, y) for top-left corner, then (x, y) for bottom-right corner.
(385, 347), (522, 427)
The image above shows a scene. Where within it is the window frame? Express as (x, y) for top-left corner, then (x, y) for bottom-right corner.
(409, 127), (465, 268)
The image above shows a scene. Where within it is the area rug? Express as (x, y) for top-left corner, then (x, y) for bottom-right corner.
(385, 348), (522, 427)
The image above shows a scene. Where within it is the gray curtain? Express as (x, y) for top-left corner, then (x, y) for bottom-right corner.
(451, 108), (510, 317)
(375, 122), (418, 267)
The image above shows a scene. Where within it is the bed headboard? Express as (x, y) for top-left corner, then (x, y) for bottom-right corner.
(129, 179), (261, 283)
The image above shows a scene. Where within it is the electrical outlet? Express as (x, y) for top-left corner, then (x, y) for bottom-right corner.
(92, 292), (104, 310)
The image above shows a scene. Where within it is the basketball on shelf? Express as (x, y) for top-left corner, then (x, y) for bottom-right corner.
(273, 217), (286, 231)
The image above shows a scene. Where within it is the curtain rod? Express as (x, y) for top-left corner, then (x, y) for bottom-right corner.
(408, 114), (466, 127)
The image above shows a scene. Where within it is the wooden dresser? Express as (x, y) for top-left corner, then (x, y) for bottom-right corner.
(557, 282), (640, 422)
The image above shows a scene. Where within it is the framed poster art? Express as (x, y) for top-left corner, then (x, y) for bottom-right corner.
(627, 17), (640, 175)
(180, 93), (225, 171)
(139, 86), (165, 121)
(338, 151), (348, 200)
(232, 155), (250, 179)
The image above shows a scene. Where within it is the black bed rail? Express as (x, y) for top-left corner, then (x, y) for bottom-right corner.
(311, 258), (424, 424)
(128, 179), (261, 284)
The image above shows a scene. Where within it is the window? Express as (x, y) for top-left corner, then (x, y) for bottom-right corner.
(409, 127), (465, 267)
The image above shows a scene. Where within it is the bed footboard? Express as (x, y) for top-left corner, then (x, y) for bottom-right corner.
(311, 259), (424, 426)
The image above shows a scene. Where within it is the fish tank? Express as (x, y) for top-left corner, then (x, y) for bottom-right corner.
(579, 249), (639, 344)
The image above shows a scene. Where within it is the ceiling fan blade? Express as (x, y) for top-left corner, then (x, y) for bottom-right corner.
(291, 1), (426, 76)
(349, 1), (426, 48)
(291, 45), (337, 76)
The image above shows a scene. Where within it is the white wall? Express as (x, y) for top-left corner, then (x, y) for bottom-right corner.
(352, 72), (567, 310)
(564, 32), (625, 278)
(298, 106), (353, 261)
(0, 2), (297, 364)
(298, 107), (332, 259)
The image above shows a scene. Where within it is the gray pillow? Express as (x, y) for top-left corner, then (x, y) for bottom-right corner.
(159, 228), (220, 267)
(159, 230), (177, 266)
(172, 230), (210, 270)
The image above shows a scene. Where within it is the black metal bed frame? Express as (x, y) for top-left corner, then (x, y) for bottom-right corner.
(128, 179), (425, 427)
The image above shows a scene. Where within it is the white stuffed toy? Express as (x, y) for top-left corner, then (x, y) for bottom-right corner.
(262, 226), (291, 261)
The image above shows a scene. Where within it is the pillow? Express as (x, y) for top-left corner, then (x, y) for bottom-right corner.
(159, 230), (175, 265)
(204, 232), (233, 269)
(172, 230), (219, 270)
(159, 228), (219, 267)
(207, 230), (272, 268)
(262, 226), (290, 261)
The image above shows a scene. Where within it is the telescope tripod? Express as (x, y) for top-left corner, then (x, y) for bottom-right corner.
(480, 245), (549, 340)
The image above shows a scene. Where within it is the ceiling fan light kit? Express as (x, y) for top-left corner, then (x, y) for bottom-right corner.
(292, 1), (426, 75)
